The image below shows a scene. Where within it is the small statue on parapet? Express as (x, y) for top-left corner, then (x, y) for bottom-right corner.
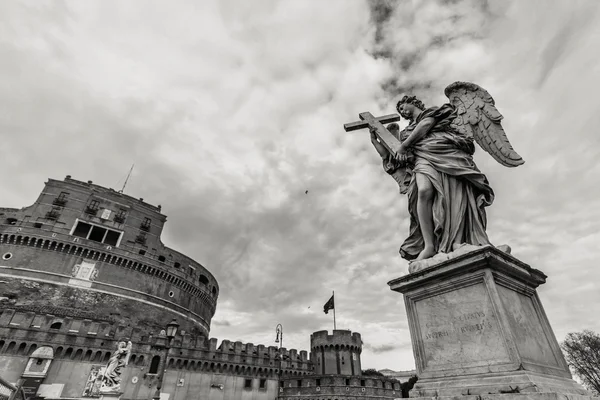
(345, 82), (524, 263)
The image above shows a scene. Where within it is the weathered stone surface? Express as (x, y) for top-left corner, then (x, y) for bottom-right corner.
(408, 244), (483, 273)
(408, 244), (513, 274)
(411, 392), (594, 400)
(99, 392), (123, 400)
(388, 246), (590, 398)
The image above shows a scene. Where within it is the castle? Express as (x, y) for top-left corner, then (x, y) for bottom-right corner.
(0, 176), (409, 399)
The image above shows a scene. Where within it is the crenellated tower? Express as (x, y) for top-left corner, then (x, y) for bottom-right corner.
(310, 329), (362, 376)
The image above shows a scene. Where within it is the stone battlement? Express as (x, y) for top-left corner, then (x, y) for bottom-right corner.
(310, 330), (362, 351)
(0, 307), (311, 375)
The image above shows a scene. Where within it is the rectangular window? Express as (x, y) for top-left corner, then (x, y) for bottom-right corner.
(9, 312), (25, 326)
(280, 381), (284, 388)
(259, 379), (266, 389)
(346, 378), (350, 386)
(69, 320), (82, 333)
(297, 380), (302, 387)
(71, 220), (122, 247)
(316, 379), (321, 387)
(85, 200), (100, 215)
(104, 230), (120, 246)
(140, 217), (151, 231)
(244, 379), (252, 389)
(46, 206), (61, 220)
(73, 221), (92, 238)
(87, 322), (99, 335)
(30, 315), (45, 328)
(135, 232), (147, 245)
(360, 380), (365, 387)
(114, 209), (127, 223)
(53, 191), (69, 206)
(88, 226), (107, 243)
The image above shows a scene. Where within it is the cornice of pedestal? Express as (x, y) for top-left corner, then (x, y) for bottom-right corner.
(388, 245), (547, 294)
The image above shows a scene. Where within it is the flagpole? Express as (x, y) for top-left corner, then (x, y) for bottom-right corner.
(332, 291), (336, 330)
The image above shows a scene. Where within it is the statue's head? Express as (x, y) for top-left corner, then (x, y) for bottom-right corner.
(396, 95), (425, 121)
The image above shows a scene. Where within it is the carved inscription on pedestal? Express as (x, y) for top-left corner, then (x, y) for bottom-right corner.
(415, 282), (510, 371)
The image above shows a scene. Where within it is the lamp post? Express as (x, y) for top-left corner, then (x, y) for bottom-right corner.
(275, 324), (283, 396)
(153, 319), (179, 400)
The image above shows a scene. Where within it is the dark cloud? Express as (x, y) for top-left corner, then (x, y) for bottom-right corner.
(367, 0), (397, 46)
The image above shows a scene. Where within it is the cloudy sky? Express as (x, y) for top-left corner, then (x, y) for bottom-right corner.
(1, 0), (600, 371)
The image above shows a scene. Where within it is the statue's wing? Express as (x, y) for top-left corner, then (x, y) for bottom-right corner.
(444, 81), (524, 167)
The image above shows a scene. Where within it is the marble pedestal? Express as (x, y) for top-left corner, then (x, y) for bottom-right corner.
(388, 246), (590, 399)
(99, 391), (123, 400)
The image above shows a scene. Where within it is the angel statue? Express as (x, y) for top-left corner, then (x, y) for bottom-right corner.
(350, 82), (524, 262)
(99, 340), (132, 393)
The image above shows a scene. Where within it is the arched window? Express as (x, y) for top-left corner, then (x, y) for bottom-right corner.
(64, 348), (73, 359)
(212, 286), (217, 295)
(158, 255), (166, 263)
(199, 275), (209, 285)
(50, 321), (62, 330)
(6, 342), (16, 353)
(17, 343), (27, 355)
(149, 355), (161, 374)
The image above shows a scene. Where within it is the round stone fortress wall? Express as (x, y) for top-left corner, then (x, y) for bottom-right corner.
(279, 375), (402, 400)
(0, 233), (215, 336)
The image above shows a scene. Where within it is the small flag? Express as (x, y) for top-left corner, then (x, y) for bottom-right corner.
(323, 294), (334, 314)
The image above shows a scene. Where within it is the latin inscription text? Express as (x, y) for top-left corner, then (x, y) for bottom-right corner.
(423, 311), (495, 341)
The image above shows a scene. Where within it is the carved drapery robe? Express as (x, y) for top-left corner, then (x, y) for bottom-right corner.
(386, 104), (495, 260)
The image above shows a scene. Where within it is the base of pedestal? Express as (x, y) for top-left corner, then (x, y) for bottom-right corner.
(99, 392), (123, 400)
(388, 246), (591, 399)
(411, 370), (589, 398)
(411, 392), (595, 400)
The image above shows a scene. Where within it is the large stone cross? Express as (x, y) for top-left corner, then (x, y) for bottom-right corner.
(344, 112), (402, 155)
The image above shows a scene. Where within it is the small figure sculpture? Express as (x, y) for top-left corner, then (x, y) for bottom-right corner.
(346, 82), (524, 262)
(99, 340), (132, 393)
